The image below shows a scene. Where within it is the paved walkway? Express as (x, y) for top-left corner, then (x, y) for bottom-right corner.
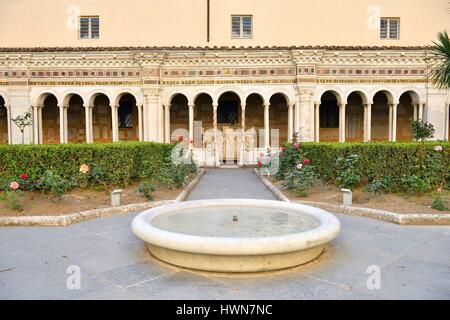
(0, 169), (449, 299)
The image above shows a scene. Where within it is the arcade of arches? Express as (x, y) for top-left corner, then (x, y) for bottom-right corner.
(1, 89), (449, 164)
(314, 90), (422, 143)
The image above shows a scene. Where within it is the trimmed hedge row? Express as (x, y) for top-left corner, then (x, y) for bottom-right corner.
(278, 142), (450, 192)
(0, 142), (174, 188)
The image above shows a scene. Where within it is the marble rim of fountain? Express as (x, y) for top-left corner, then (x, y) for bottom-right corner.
(132, 199), (341, 256)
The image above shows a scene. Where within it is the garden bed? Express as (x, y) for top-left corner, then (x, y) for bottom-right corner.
(273, 180), (450, 215)
(0, 181), (184, 217)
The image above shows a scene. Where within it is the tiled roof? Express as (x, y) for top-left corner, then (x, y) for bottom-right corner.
(0, 45), (431, 53)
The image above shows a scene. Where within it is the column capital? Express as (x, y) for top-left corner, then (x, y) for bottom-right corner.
(83, 105), (94, 109)
(188, 103), (195, 109)
(164, 104), (171, 110)
(288, 103), (295, 109)
(339, 102), (347, 108)
(264, 102), (270, 109)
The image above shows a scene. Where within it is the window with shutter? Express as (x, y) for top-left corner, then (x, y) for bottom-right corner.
(231, 15), (252, 39)
(79, 16), (100, 39)
(380, 18), (400, 40)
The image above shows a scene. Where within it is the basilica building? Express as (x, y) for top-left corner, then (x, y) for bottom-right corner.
(0, 0), (449, 165)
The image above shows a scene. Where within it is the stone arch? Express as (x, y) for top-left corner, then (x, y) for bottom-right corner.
(243, 90), (266, 106)
(269, 93), (289, 144)
(91, 93), (112, 143)
(369, 88), (395, 105)
(169, 93), (189, 142)
(87, 90), (114, 107)
(33, 90), (62, 107)
(344, 90), (369, 105)
(41, 93), (60, 144)
(371, 90), (393, 141)
(62, 90), (86, 107)
(213, 87), (244, 105)
(113, 89), (142, 107)
(117, 93), (139, 141)
(0, 90), (9, 106)
(266, 90), (293, 106)
(315, 87), (344, 104)
(396, 88), (423, 105)
(66, 94), (86, 144)
(318, 90), (342, 142)
(345, 92), (367, 142)
(397, 91), (416, 141)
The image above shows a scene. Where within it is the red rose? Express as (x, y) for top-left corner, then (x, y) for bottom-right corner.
(20, 173), (28, 180)
(281, 147), (286, 151)
(280, 153), (284, 157)
(178, 136), (183, 142)
(257, 161), (263, 168)
(303, 159), (311, 165)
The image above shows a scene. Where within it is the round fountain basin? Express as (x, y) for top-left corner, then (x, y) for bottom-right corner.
(132, 199), (341, 273)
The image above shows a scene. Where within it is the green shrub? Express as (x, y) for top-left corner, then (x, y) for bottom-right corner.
(282, 163), (319, 197)
(0, 190), (23, 211)
(278, 142), (450, 193)
(138, 180), (157, 201)
(0, 142), (174, 189)
(335, 154), (361, 190)
(411, 120), (435, 141)
(38, 170), (76, 198)
(432, 194), (449, 211)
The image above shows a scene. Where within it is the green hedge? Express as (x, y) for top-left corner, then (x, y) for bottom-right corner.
(0, 142), (174, 188)
(278, 142), (450, 192)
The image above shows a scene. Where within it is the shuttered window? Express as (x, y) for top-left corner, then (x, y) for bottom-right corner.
(79, 16), (99, 39)
(380, 18), (400, 40)
(231, 15), (252, 39)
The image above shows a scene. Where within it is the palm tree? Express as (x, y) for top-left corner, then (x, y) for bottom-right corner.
(430, 30), (450, 89)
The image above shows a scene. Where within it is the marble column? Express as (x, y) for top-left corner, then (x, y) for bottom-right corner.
(137, 104), (143, 142)
(5, 105), (12, 144)
(418, 103), (424, 121)
(188, 103), (194, 146)
(364, 103), (372, 142)
(84, 105), (93, 143)
(59, 106), (67, 144)
(164, 104), (171, 143)
(38, 106), (43, 144)
(314, 103), (320, 142)
(390, 103), (398, 142)
(287, 103), (294, 141)
(32, 106), (39, 144)
(339, 103), (346, 143)
(264, 102), (270, 148)
(111, 105), (119, 142)
(413, 104), (418, 121)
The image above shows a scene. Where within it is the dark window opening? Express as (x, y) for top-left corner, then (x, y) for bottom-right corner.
(218, 101), (239, 124)
(119, 103), (133, 128)
(320, 101), (339, 128)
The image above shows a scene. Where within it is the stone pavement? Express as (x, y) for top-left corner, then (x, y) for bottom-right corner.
(0, 169), (449, 299)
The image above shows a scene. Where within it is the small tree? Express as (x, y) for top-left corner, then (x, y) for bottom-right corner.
(12, 111), (33, 144)
(411, 120), (435, 141)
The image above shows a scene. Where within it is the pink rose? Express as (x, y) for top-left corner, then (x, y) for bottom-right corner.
(79, 164), (90, 174)
(435, 145), (443, 152)
(437, 187), (443, 193)
(10, 181), (20, 191)
(293, 143), (300, 149)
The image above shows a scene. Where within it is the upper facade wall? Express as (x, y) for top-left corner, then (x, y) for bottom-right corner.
(0, 0), (449, 48)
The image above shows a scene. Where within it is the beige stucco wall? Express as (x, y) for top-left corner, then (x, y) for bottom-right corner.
(0, 0), (449, 48)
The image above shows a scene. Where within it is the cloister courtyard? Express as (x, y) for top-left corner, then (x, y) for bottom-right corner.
(0, 169), (448, 300)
